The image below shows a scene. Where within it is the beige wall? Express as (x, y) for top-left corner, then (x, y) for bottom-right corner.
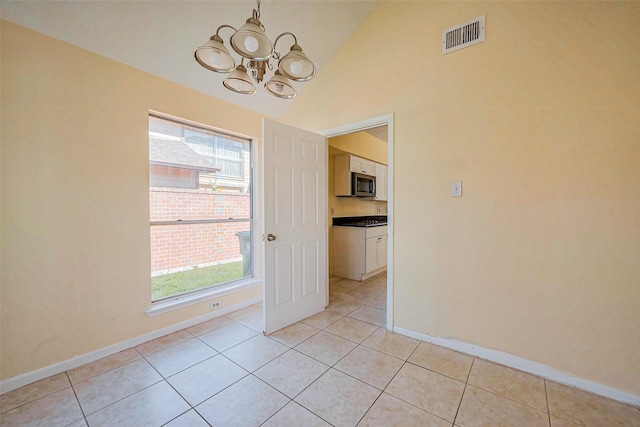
(0, 21), (264, 380)
(283, 2), (640, 394)
(329, 132), (388, 164)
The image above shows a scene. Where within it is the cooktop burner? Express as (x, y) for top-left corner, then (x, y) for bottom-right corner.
(332, 215), (387, 227)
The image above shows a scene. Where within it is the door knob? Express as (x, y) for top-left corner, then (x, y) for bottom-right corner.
(267, 233), (277, 241)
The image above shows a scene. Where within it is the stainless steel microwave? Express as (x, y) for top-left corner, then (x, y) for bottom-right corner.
(351, 172), (376, 197)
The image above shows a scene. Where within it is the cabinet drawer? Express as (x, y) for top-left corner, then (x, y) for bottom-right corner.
(366, 226), (387, 238)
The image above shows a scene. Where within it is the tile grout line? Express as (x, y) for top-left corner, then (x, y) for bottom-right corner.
(65, 371), (87, 426)
(544, 379), (552, 427)
(452, 357), (475, 426)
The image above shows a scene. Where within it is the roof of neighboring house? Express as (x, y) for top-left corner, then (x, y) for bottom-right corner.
(149, 137), (219, 173)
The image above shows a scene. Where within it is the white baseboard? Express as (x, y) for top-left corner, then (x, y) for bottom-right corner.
(0, 296), (263, 394)
(393, 326), (640, 408)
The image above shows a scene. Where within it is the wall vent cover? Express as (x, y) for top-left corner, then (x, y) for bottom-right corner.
(442, 15), (486, 55)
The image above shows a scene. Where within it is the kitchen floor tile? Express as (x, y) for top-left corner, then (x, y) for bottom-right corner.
(327, 294), (362, 315)
(386, 362), (465, 422)
(166, 354), (247, 406)
(185, 315), (234, 336)
(358, 392), (451, 427)
(145, 337), (217, 377)
(334, 345), (403, 390)
(197, 322), (258, 352)
(254, 349), (329, 398)
(85, 381), (189, 427)
(361, 327), (419, 360)
(333, 279), (363, 291)
(0, 373), (70, 413)
(295, 330), (358, 366)
(222, 335), (289, 372)
(347, 305), (386, 326)
(74, 358), (162, 415)
(455, 385), (549, 427)
(135, 330), (193, 357)
(67, 349), (141, 385)
(546, 381), (640, 426)
(364, 275), (387, 287)
(300, 310), (344, 329)
(330, 285), (352, 296)
(295, 369), (380, 427)
(325, 317), (378, 343)
(467, 359), (547, 411)
(408, 341), (473, 383)
(360, 294), (386, 310)
(164, 409), (210, 427)
(0, 387), (83, 427)
(343, 286), (377, 304)
(356, 283), (386, 297)
(196, 375), (289, 427)
(268, 322), (320, 347)
(262, 401), (331, 427)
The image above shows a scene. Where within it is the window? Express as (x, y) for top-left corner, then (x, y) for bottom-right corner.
(149, 114), (253, 302)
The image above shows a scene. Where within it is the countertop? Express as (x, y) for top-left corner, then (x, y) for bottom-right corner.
(332, 215), (387, 227)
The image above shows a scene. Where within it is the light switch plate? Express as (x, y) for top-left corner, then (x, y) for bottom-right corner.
(451, 181), (462, 197)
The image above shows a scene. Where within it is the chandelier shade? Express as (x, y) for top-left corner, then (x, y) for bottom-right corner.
(194, 35), (236, 73)
(278, 44), (316, 82)
(223, 65), (257, 94)
(265, 71), (296, 99)
(194, 0), (315, 99)
(230, 18), (274, 61)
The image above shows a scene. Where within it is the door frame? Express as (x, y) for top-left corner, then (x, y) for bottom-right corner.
(319, 113), (394, 330)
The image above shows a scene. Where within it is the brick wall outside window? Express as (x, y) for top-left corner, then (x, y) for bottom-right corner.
(150, 187), (251, 275)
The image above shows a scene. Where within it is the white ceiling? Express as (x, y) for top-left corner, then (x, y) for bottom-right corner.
(1, 0), (379, 117)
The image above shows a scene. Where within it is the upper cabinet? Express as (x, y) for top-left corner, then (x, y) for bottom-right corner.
(374, 163), (387, 201)
(349, 155), (375, 175)
(335, 154), (387, 200)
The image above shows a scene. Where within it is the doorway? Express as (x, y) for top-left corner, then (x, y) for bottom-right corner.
(320, 113), (394, 329)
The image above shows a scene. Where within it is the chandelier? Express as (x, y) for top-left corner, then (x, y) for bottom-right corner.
(194, 0), (316, 99)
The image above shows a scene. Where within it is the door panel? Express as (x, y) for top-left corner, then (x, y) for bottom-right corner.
(274, 244), (294, 305)
(263, 119), (327, 334)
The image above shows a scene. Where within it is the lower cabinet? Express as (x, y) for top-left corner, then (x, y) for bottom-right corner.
(365, 233), (388, 273)
(334, 225), (388, 281)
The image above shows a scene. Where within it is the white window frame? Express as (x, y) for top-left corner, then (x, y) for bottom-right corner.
(146, 111), (260, 316)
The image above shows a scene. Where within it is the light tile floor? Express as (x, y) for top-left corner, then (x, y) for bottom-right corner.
(1, 273), (639, 426)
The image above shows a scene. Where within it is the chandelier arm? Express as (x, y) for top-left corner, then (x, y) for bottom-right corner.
(215, 24), (237, 37)
(273, 32), (298, 53)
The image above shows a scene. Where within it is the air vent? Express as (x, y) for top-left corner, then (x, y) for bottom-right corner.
(442, 15), (486, 55)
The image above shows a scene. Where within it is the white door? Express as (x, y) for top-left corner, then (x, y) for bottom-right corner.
(263, 119), (327, 334)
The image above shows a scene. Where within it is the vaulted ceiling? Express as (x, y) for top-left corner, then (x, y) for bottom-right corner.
(1, 1), (379, 117)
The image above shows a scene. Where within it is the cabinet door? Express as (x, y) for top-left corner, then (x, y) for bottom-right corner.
(365, 237), (378, 273)
(350, 156), (375, 175)
(374, 164), (387, 201)
(377, 235), (388, 269)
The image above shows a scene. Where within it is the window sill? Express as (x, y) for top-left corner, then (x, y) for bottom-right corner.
(146, 278), (261, 317)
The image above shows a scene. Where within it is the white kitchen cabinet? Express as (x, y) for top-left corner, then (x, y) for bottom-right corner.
(374, 163), (387, 202)
(334, 154), (386, 198)
(349, 155), (375, 175)
(366, 233), (387, 273)
(334, 225), (387, 281)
